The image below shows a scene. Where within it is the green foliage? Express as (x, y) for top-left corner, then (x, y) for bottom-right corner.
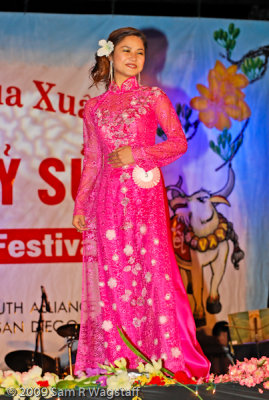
(209, 128), (238, 161)
(213, 23), (240, 56)
(56, 380), (77, 389)
(241, 56), (265, 81)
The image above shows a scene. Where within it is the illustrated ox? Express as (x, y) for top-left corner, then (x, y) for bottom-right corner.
(166, 166), (244, 326)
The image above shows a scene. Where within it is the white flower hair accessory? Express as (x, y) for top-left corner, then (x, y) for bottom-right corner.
(97, 39), (114, 57)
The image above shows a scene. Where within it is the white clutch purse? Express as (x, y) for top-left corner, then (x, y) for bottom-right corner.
(132, 165), (161, 189)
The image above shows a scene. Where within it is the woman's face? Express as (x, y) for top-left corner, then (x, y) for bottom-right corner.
(111, 35), (145, 85)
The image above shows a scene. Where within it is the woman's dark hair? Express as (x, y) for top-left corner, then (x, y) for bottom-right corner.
(212, 321), (229, 337)
(90, 27), (147, 88)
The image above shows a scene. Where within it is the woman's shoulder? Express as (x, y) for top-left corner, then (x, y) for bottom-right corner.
(139, 84), (167, 99)
(83, 91), (107, 114)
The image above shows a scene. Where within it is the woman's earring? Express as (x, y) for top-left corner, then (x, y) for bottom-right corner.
(138, 72), (141, 85)
(109, 60), (113, 83)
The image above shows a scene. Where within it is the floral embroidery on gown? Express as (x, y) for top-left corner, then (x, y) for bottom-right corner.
(73, 76), (210, 378)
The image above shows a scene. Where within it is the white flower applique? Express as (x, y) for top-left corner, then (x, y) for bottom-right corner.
(112, 254), (119, 261)
(131, 263), (142, 275)
(133, 316), (147, 328)
(121, 290), (132, 302)
(140, 224), (147, 234)
(159, 315), (168, 324)
(123, 244), (133, 256)
(124, 263), (142, 275)
(145, 272), (152, 283)
(102, 320), (113, 332)
(120, 172), (131, 183)
(171, 347), (182, 358)
(108, 278), (117, 289)
(106, 229), (116, 240)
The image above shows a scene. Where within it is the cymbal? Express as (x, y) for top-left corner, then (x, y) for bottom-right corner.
(5, 350), (57, 373)
(56, 323), (80, 339)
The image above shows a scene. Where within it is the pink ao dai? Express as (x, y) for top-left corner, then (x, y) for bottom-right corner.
(73, 76), (210, 378)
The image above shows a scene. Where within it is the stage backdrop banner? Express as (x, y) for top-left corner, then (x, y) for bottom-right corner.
(0, 13), (268, 370)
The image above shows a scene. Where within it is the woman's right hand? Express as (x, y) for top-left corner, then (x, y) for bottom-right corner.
(72, 215), (88, 232)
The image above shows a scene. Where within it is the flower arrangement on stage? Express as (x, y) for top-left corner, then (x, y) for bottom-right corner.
(0, 330), (268, 400)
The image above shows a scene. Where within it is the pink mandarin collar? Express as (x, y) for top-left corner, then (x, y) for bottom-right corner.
(109, 76), (140, 93)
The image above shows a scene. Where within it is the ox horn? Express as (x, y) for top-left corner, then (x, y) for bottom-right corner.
(212, 163), (235, 198)
(210, 195), (231, 206)
(166, 176), (186, 198)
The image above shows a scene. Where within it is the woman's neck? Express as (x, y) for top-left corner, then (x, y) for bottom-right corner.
(114, 75), (135, 88)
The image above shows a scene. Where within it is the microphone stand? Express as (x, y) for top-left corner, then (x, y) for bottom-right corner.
(34, 286), (50, 373)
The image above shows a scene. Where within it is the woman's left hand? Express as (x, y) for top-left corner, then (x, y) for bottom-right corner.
(107, 145), (135, 168)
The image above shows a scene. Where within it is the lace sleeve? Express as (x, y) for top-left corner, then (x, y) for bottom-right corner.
(132, 89), (187, 171)
(73, 101), (102, 216)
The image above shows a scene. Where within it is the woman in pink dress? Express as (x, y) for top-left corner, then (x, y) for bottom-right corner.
(72, 27), (210, 378)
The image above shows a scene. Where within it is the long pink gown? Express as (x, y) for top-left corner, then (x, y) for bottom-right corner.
(73, 76), (210, 377)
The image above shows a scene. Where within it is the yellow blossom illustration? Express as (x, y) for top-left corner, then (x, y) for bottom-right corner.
(190, 60), (251, 130)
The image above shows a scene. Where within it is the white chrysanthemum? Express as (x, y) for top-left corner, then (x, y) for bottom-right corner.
(132, 280), (137, 287)
(123, 265), (131, 272)
(102, 320), (113, 332)
(165, 293), (171, 300)
(144, 358), (162, 374)
(161, 353), (168, 360)
(97, 39), (114, 57)
(140, 224), (147, 234)
(154, 238), (159, 245)
(159, 315), (167, 324)
(99, 301), (105, 307)
(104, 265), (108, 271)
(116, 345), (121, 351)
(164, 332), (170, 339)
(140, 247), (147, 255)
(112, 254), (119, 261)
(108, 278), (117, 289)
(165, 274), (170, 280)
(171, 347), (182, 358)
(99, 281), (105, 287)
(128, 257), (135, 264)
(106, 371), (132, 391)
(138, 340), (143, 347)
(104, 342), (108, 348)
(154, 338), (158, 345)
(151, 259), (156, 266)
(106, 229), (116, 240)
(145, 272), (152, 283)
(112, 303), (117, 310)
(147, 298), (153, 306)
(123, 244), (133, 256)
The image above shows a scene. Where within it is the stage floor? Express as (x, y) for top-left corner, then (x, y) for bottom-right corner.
(1, 383), (269, 400)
